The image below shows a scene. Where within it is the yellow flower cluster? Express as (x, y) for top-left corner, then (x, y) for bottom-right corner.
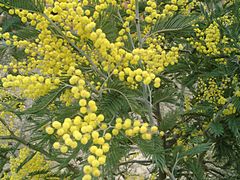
(196, 77), (229, 105)
(218, 96), (227, 105)
(193, 22), (221, 55)
(145, 0), (160, 24)
(117, 67), (161, 89)
(2, 147), (50, 180)
(122, 0), (135, 22)
(235, 90), (240, 97)
(0, 0), (182, 101)
(0, 112), (12, 148)
(171, 0), (188, 6)
(46, 116), (161, 179)
(215, 58), (227, 65)
(217, 14), (234, 26)
(173, 123), (204, 150)
(0, 31), (13, 46)
(0, 64), (8, 73)
(190, 22), (236, 56)
(60, 89), (76, 106)
(184, 96), (191, 111)
(0, 90), (20, 147)
(0, 1), (184, 179)
(92, 0), (117, 20)
(2, 75), (60, 99)
(161, 3), (179, 18)
(223, 103), (236, 116)
(170, 0), (200, 15)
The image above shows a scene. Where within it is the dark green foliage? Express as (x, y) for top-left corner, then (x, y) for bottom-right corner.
(21, 85), (67, 114)
(152, 87), (178, 105)
(209, 122), (224, 137)
(98, 80), (148, 120)
(1, 0), (240, 179)
(150, 14), (196, 36)
(0, 0), (45, 13)
(135, 136), (165, 170)
(159, 110), (179, 131)
(96, 5), (119, 42)
(179, 143), (211, 158)
(105, 135), (131, 176)
(186, 159), (205, 180)
(13, 26), (39, 40)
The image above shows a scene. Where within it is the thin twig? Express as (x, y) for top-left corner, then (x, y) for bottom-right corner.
(171, 153), (180, 175)
(0, 117), (15, 135)
(147, 85), (154, 124)
(135, 0), (142, 48)
(163, 166), (176, 180)
(117, 9), (135, 49)
(119, 160), (152, 166)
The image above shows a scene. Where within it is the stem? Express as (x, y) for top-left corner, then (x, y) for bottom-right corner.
(135, 0), (142, 48)
(0, 135), (53, 160)
(147, 85), (154, 124)
(117, 9), (135, 49)
(0, 117), (15, 135)
(119, 160), (152, 166)
(142, 27), (190, 42)
(171, 153), (180, 175)
(163, 167), (176, 180)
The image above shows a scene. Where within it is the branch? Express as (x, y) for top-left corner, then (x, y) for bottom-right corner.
(135, 0), (142, 48)
(117, 9), (135, 49)
(0, 135), (52, 159)
(146, 85), (154, 124)
(0, 135), (79, 173)
(163, 166), (176, 180)
(0, 117), (15, 135)
(119, 160), (152, 166)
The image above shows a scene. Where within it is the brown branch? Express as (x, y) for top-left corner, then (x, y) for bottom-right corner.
(119, 160), (152, 166)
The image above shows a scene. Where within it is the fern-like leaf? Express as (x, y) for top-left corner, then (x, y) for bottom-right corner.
(105, 135), (131, 176)
(148, 14), (196, 38)
(20, 85), (67, 114)
(134, 136), (165, 170)
(180, 142), (211, 158)
(209, 122), (224, 137)
(0, 0), (45, 13)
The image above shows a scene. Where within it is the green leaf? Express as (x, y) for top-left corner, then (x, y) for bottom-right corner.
(150, 14), (196, 36)
(54, 103), (80, 121)
(21, 85), (67, 114)
(13, 26), (39, 40)
(232, 97), (240, 112)
(28, 170), (50, 177)
(0, 0), (45, 13)
(180, 142), (211, 158)
(134, 136), (165, 170)
(159, 110), (180, 131)
(2, 16), (22, 32)
(209, 122), (224, 137)
(99, 80), (148, 120)
(152, 87), (178, 105)
(96, 5), (119, 42)
(227, 117), (240, 137)
(186, 158), (205, 180)
(104, 135), (131, 176)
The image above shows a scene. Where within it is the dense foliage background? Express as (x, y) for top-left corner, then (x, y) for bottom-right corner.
(0, 0), (239, 179)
